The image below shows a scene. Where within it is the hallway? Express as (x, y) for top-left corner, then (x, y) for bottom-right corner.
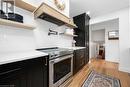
(69, 59), (130, 87)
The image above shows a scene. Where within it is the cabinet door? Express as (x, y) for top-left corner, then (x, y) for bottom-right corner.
(0, 62), (27, 87)
(26, 56), (49, 87)
(73, 49), (85, 75)
(26, 58), (44, 87)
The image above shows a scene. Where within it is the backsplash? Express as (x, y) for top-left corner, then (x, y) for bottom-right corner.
(0, 6), (73, 52)
(34, 18), (73, 48)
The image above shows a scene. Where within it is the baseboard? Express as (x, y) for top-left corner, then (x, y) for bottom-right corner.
(105, 59), (119, 63)
(119, 67), (130, 73)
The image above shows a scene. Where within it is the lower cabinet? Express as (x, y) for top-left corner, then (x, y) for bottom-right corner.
(73, 49), (85, 75)
(0, 61), (27, 87)
(26, 56), (49, 87)
(0, 56), (49, 87)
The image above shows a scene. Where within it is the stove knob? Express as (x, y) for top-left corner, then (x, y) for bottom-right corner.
(50, 55), (54, 58)
(55, 54), (58, 57)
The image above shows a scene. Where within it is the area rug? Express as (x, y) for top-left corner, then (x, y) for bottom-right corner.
(82, 71), (121, 87)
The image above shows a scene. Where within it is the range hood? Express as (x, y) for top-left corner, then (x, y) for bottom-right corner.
(33, 3), (77, 28)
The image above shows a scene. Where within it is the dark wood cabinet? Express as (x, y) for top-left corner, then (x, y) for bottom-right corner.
(0, 56), (49, 87)
(73, 13), (90, 75)
(0, 61), (27, 87)
(73, 49), (85, 75)
(26, 56), (49, 87)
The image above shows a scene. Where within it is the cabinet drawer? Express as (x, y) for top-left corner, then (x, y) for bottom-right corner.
(75, 49), (85, 58)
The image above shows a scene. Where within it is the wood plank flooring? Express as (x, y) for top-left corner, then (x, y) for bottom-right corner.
(68, 59), (130, 87)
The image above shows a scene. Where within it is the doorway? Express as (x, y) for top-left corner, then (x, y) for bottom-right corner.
(90, 18), (119, 63)
(91, 29), (105, 60)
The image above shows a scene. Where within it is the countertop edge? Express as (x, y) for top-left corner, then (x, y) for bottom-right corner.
(0, 51), (48, 65)
(60, 47), (86, 50)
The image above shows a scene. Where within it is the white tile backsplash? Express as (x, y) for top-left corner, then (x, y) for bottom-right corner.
(0, 25), (36, 52)
(0, 5), (73, 53)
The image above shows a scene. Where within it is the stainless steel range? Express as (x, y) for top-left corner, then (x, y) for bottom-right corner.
(37, 47), (73, 87)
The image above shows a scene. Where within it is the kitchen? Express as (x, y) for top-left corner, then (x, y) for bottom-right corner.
(0, 0), (130, 87)
(0, 0), (89, 87)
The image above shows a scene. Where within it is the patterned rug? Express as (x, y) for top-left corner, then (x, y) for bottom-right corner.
(82, 71), (121, 87)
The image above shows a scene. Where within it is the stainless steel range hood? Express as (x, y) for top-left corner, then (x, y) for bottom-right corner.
(33, 3), (77, 28)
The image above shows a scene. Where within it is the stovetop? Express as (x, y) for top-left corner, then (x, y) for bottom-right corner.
(37, 47), (73, 60)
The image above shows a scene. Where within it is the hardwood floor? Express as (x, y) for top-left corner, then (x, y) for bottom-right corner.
(68, 59), (130, 87)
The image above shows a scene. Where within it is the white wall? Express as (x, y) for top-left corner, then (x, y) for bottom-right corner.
(105, 29), (119, 63)
(0, 0), (72, 53)
(129, 6), (130, 48)
(91, 29), (105, 42)
(89, 42), (96, 58)
(90, 8), (130, 73)
(119, 8), (130, 73)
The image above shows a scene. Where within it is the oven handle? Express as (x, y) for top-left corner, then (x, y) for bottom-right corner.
(50, 54), (73, 63)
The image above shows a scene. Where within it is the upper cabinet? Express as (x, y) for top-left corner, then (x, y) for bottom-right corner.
(15, 0), (77, 28)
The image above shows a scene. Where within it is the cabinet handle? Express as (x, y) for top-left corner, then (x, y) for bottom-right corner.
(45, 58), (48, 66)
(0, 68), (21, 76)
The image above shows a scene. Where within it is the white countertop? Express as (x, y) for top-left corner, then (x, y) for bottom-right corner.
(60, 47), (86, 50)
(0, 50), (48, 65)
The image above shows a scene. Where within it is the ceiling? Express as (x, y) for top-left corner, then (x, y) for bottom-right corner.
(70, 0), (129, 18)
(90, 18), (119, 31)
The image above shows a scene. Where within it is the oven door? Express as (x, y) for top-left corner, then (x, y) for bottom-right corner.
(49, 54), (73, 87)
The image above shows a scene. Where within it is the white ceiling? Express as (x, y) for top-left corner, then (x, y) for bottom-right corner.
(70, 0), (129, 18)
(90, 18), (119, 31)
